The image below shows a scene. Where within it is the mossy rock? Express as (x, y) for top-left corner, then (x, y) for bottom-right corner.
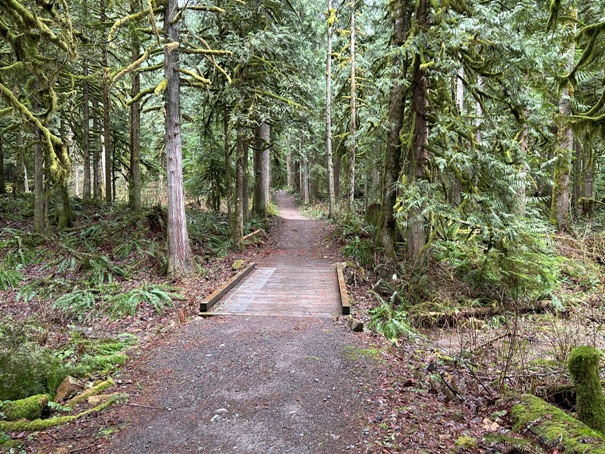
(511, 394), (605, 453)
(232, 259), (245, 271)
(568, 346), (605, 433)
(1, 394), (49, 421)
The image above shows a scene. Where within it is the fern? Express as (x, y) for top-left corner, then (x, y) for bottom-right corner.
(0, 268), (22, 290)
(107, 284), (179, 319)
(0, 228), (37, 266)
(51, 290), (97, 322)
(88, 255), (126, 285)
(368, 291), (415, 341)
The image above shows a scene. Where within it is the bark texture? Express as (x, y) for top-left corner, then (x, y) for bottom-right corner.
(234, 125), (246, 250)
(0, 132), (5, 194)
(164, 0), (193, 276)
(129, 5), (142, 212)
(326, 0), (336, 217)
(82, 62), (91, 200)
(101, 0), (112, 204)
(253, 122), (271, 217)
(347, 4), (356, 211)
(407, 0), (430, 259)
(377, 0), (409, 255)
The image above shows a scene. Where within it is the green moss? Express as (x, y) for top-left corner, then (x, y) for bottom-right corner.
(343, 345), (380, 361)
(568, 346), (605, 433)
(66, 378), (114, 407)
(0, 394), (123, 432)
(512, 394), (605, 453)
(0, 438), (23, 448)
(232, 259), (245, 270)
(1, 394), (49, 421)
(454, 435), (477, 448)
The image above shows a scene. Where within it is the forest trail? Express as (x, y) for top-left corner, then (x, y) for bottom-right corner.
(102, 193), (379, 453)
(213, 191), (340, 317)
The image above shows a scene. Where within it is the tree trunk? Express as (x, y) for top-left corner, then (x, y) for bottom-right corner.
(82, 61), (91, 200)
(347, 3), (357, 212)
(377, 0), (409, 255)
(16, 149), (27, 192)
(234, 124), (246, 250)
(242, 138), (249, 222)
(286, 147), (293, 188)
(334, 150), (341, 198)
(292, 158), (300, 192)
(551, 43), (575, 231)
(253, 122), (271, 217)
(583, 147), (595, 216)
(0, 132), (5, 194)
(164, 0), (193, 276)
(407, 0), (430, 259)
(33, 128), (45, 233)
(326, 0), (336, 218)
(129, 4), (142, 212)
(225, 109), (235, 238)
(93, 98), (101, 202)
(101, 0), (112, 204)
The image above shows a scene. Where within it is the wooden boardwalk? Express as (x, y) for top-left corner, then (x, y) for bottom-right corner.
(212, 193), (341, 317)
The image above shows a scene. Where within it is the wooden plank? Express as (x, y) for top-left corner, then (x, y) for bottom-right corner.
(336, 262), (350, 315)
(199, 263), (256, 312)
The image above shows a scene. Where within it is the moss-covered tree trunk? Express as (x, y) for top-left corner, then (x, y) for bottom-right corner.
(568, 346), (605, 434)
(377, 0), (409, 256)
(550, 11), (575, 231)
(16, 148), (26, 193)
(129, 1), (142, 212)
(406, 0), (430, 259)
(93, 98), (101, 202)
(82, 61), (91, 201)
(33, 126), (46, 234)
(101, 0), (113, 205)
(347, 3), (356, 212)
(326, 0), (336, 218)
(0, 131), (5, 194)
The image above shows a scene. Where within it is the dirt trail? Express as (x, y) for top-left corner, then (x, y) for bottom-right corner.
(103, 193), (380, 453)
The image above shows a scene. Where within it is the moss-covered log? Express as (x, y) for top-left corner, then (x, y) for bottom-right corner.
(568, 346), (605, 433)
(1, 394), (49, 421)
(512, 394), (605, 453)
(0, 393), (122, 432)
(66, 377), (115, 407)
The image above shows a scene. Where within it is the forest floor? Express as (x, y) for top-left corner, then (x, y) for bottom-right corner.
(4, 192), (538, 454)
(7, 192), (602, 452)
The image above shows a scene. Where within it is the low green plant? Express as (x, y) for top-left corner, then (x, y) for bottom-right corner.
(107, 284), (179, 318)
(0, 228), (37, 267)
(0, 320), (68, 401)
(0, 268), (22, 290)
(57, 332), (136, 378)
(368, 291), (415, 341)
(51, 289), (98, 322)
(343, 236), (374, 267)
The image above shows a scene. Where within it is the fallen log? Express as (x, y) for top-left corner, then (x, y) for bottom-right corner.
(410, 300), (552, 328)
(511, 394), (605, 453)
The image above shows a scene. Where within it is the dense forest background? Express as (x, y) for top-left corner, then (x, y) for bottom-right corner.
(2, 0), (605, 450)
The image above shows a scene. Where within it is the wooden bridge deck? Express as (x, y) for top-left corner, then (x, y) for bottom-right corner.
(212, 265), (340, 317)
(209, 192), (341, 318)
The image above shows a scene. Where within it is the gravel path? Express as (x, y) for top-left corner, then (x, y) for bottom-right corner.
(103, 193), (380, 453)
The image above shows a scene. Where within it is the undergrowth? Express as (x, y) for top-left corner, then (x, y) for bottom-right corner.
(0, 318), (135, 401)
